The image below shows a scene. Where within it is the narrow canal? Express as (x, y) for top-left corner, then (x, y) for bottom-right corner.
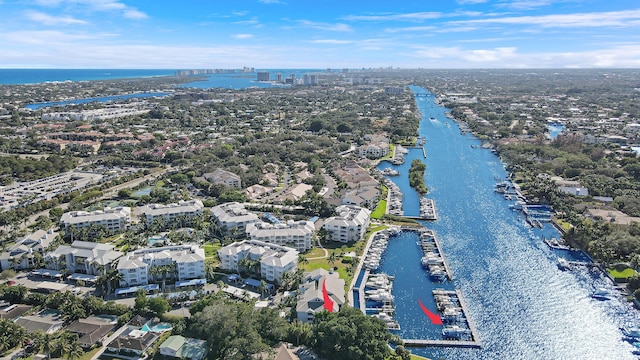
(375, 86), (640, 359)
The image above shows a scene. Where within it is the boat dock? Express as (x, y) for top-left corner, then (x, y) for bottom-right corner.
(403, 289), (482, 349)
(419, 197), (438, 220)
(430, 231), (452, 280)
(403, 339), (481, 348)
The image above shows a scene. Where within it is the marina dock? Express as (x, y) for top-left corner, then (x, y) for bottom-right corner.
(403, 339), (481, 348)
(401, 289), (481, 349)
(430, 231), (452, 280)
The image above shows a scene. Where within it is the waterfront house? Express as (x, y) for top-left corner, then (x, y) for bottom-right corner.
(296, 269), (345, 323)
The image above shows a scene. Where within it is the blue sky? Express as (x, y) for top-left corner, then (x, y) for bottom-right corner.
(0, 0), (639, 68)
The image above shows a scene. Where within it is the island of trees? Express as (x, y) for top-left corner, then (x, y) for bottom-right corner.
(409, 159), (428, 194)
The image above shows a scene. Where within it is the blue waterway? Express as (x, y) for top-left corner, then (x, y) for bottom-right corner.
(376, 86), (640, 359)
(0, 69), (175, 85)
(25, 92), (169, 110)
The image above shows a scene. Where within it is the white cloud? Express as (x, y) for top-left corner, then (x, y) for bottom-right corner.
(295, 20), (352, 32)
(496, 0), (558, 10)
(455, 9), (640, 28)
(409, 43), (640, 68)
(385, 26), (437, 33)
(310, 39), (354, 44)
(258, 0), (285, 4)
(1, 30), (110, 44)
(456, 0), (490, 4)
(343, 12), (443, 22)
(123, 9), (148, 20)
(25, 10), (88, 25)
(232, 34), (253, 39)
(32, 0), (148, 20)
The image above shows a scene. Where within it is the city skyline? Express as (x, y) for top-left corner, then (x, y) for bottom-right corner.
(0, 0), (639, 69)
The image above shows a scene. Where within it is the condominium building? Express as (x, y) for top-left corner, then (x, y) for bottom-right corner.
(60, 207), (131, 237)
(218, 240), (298, 284)
(322, 205), (371, 243)
(45, 241), (123, 275)
(210, 202), (260, 237)
(139, 199), (204, 228)
(0, 229), (57, 271)
(116, 245), (205, 287)
(245, 220), (315, 252)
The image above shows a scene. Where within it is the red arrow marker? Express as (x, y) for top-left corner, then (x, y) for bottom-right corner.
(418, 298), (442, 325)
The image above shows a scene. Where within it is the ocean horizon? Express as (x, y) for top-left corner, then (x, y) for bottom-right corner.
(0, 69), (177, 85)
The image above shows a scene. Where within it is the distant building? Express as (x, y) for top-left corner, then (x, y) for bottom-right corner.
(246, 220), (315, 252)
(139, 199), (204, 228)
(60, 206), (131, 238)
(257, 72), (270, 81)
(203, 168), (242, 188)
(210, 202), (260, 237)
(218, 240), (298, 284)
(323, 205), (371, 243)
(296, 269), (345, 323)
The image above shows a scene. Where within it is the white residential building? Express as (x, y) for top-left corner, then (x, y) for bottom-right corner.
(116, 245), (206, 287)
(0, 229), (57, 271)
(45, 241), (123, 275)
(60, 206), (131, 237)
(245, 220), (315, 252)
(139, 199), (204, 227)
(210, 202), (260, 237)
(323, 205), (371, 243)
(203, 168), (242, 188)
(218, 240), (298, 284)
(358, 143), (389, 159)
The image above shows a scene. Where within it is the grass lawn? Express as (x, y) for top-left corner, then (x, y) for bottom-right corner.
(609, 267), (638, 280)
(203, 242), (221, 258)
(79, 347), (102, 360)
(371, 200), (387, 219)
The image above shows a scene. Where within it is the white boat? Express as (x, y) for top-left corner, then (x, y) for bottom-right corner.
(372, 312), (393, 322)
(368, 292), (393, 302)
(621, 327), (640, 340)
(591, 288), (612, 300)
(557, 258), (570, 271)
(442, 325), (471, 339)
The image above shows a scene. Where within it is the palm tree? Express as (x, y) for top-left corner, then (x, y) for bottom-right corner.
(65, 342), (83, 360)
(328, 252), (337, 269)
(259, 280), (268, 297)
(298, 255), (309, 269)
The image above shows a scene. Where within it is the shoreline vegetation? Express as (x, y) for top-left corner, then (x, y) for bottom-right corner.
(409, 159), (428, 194)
